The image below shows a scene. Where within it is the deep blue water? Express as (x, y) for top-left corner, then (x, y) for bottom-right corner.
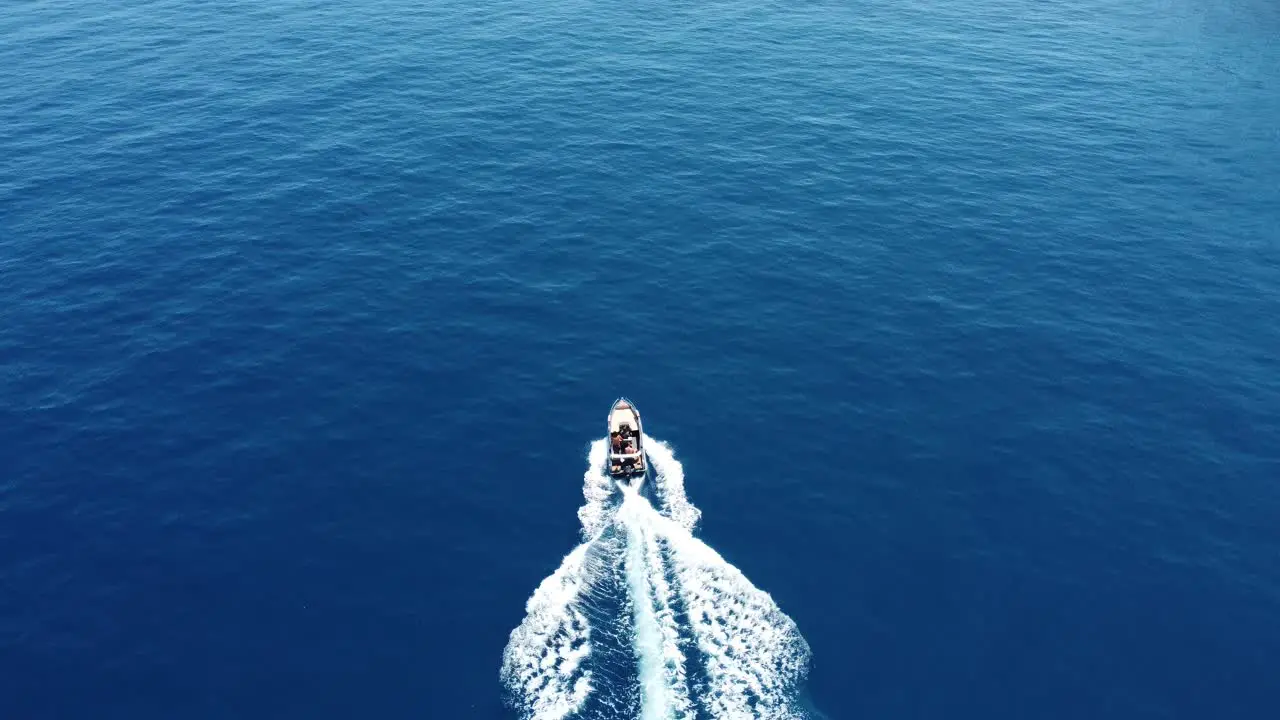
(3, 0), (1279, 717)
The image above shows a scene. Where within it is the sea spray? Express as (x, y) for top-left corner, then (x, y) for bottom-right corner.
(577, 438), (613, 539)
(500, 542), (596, 720)
(645, 504), (811, 719)
(619, 486), (693, 720)
(643, 436), (701, 532)
(503, 436), (810, 720)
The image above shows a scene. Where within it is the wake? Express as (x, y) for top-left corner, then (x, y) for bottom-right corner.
(501, 436), (810, 720)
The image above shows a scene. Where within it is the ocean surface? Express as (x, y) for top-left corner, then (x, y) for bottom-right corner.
(2, 0), (1279, 718)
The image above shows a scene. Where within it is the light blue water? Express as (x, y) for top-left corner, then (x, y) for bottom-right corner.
(2, 1), (1278, 718)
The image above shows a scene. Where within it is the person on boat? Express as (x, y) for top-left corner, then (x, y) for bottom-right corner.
(611, 432), (622, 453)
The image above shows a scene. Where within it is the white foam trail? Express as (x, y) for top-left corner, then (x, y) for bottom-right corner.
(656, 513), (810, 719)
(643, 436), (701, 532)
(505, 435), (810, 720)
(577, 438), (612, 539)
(619, 487), (693, 720)
(500, 542), (596, 720)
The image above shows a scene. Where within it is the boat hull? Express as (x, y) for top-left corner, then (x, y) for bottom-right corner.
(607, 398), (646, 480)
